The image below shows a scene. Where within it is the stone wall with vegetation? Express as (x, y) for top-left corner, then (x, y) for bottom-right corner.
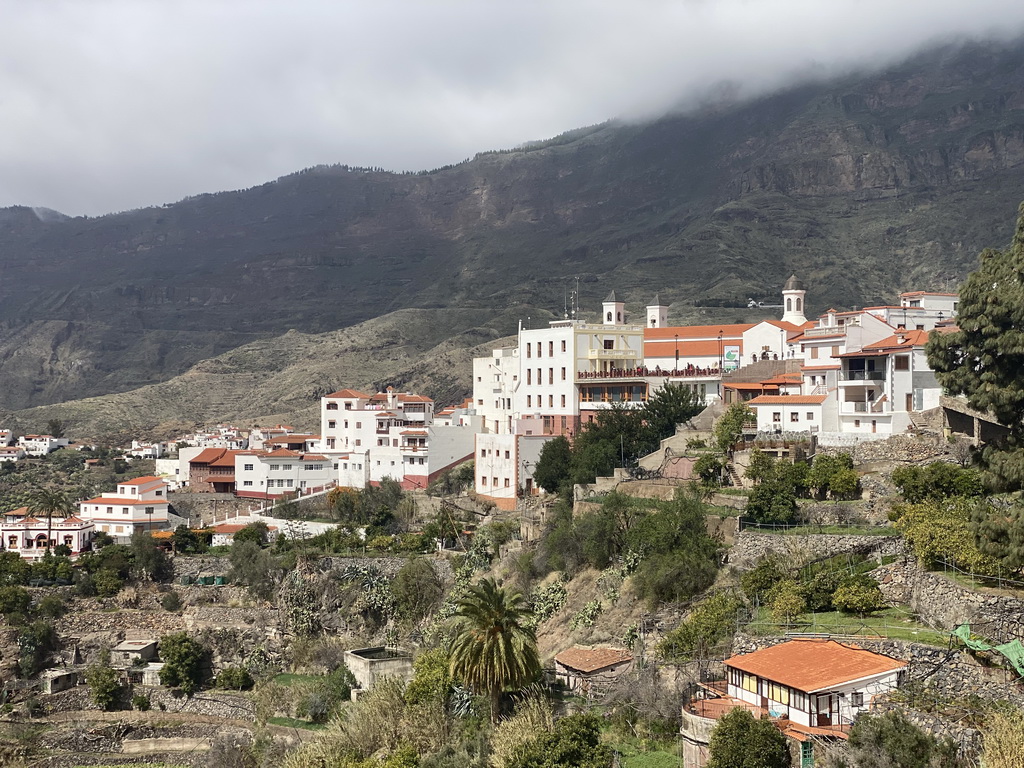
(874, 557), (1024, 643)
(727, 531), (905, 569)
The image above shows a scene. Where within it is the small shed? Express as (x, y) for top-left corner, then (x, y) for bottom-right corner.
(126, 662), (165, 687)
(111, 639), (158, 667)
(554, 645), (634, 697)
(344, 647), (414, 695)
(40, 669), (79, 694)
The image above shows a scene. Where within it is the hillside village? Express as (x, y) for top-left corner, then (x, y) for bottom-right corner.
(0, 263), (1023, 768)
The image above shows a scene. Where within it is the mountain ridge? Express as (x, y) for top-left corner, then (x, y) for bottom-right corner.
(1, 36), (1022, 416)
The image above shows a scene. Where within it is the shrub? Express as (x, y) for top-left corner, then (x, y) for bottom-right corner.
(844, 710), (959, 767)
(93, 569), (124, 597)
(741, 554), (789, 602)
(86, 656), (123, 711)
(657, 591), (743, 661)
(35, 594), (67, 619)
(707, 708), (790, 768)
(216, 666), (255, 691)
(393, 557), (444, 624)
(0, 585), (31, 616)
(832, 574), (886, 617)
(158, 633), (210, 695)
(132, 693), (151, 711)
(160, 590), (182, 612)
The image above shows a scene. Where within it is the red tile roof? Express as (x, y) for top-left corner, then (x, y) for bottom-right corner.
(646, 340), (738, 357)
(748, 395), (828, 405)
(645, 323), (753, 341)
(725, 639), (905, 693)
(555, 646), (633, 673)
(81, 496), (170, 506)
(190, 448), (240, 467)
(119, 475), (164, 486)
(326, 388), (371, 399)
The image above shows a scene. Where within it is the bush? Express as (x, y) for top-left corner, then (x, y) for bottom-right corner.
(158, 633), (211, 695)
(93, 569), (124, 597)
(746, 479), (797, 523)
(506, 712), (612, 768)
(843, 710), (959, 767)
(296, 665), (357, 723)
(392, 558), (444, 624)
(893, 462), (985, 502)
(35, 594), (67, 619)
(132, 693), (151, 711)
(741, 554), (788, 602)
(86, 657), (123, 711)
(0, 585), (31, 616)
(216, 666), (255, 691)
(832, 574), (886, 617)
(161, 590), (182, 612)
(707, 708), (790, 768)
(657, 591), (743, 661)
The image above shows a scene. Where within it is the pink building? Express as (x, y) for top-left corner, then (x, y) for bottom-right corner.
(1, 507), (94, 560)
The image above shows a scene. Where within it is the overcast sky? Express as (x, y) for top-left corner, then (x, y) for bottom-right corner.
(1, 1), (1023, 217)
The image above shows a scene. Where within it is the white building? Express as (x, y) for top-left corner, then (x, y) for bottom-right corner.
(1, 507), (94, 560)
(321, 387), (476, 490)
(475, 431), (551, 510)
(234, 449), (335, 500)
(128, 441), (167, 459)
(0, 446), (26, 463)
(18, 434), (71, 456)
(0, 429), (13, 446)
(78, 475), (171, 539)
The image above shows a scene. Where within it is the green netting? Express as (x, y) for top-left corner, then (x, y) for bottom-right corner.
(952, 624), (1024, 676)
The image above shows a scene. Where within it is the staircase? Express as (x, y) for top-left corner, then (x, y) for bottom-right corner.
(725, 463), (744, 488)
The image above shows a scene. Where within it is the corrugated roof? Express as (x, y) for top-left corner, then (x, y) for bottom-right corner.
(724, 639), (905, 693)
(555, 646), (633, 673)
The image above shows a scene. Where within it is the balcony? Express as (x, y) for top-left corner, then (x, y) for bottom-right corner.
(400, 444), (429, 453)
(576, 365), (721, 381)
(587, 348), (639, 361)
(840, 370), (884, 382)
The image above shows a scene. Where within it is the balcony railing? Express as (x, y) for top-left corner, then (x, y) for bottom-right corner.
(841, 371), (884, 381)
(577, 365), (721, 380)
(587, 348), (639, 360)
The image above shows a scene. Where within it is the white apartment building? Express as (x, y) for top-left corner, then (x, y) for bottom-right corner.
(475, 430), (551, 511)
(320, 387), (475, 490)
(78, 475), (171, 540)
(128, 441), (167, 459)
(0, 446), (26, 463)
(473, 347), (519, 435)
(19, 434), (71, 456)
(0, 429), (13, 446)
(234, 448), (335, 500)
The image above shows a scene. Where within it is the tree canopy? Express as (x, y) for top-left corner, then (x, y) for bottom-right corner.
(926, 201), (1024, 489)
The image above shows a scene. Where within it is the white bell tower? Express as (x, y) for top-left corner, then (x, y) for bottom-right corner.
(646, 295), (668, 328)
(603, 290), (625, 326)
(781, 275), (807, 325)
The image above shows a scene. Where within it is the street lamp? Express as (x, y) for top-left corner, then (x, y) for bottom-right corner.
(718, 331), (724, 371)
(674, 334), (679, 371)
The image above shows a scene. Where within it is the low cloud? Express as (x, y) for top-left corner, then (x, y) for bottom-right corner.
(1, 0), (1023, 216)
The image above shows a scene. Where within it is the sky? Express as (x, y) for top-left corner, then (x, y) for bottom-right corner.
(2, 1), (1024, 217)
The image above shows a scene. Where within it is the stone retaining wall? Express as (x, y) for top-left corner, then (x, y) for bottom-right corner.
(728, 531), (906, 569)
(874, 557), (1024, 643)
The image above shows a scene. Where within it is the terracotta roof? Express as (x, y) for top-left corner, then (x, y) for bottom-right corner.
(119, 475), (164, 486)
(645, 340), (739, 357)
(801, 364), (841, 371)
(759, 319), (810, 334)
(263, 448), (300, 457)
(400, 430), (429, 436)
(862, 329), (930, 351)
(722, 382), (776, 391)
(326, 388), (371, 399)
(398, 393), (433, 403)
(301, 454), (328, 461)
(748, 395), (828, 405)
(190, 447), (240, 467)
(724, 639), (905, 693)
(555, 646), (633, 673)
(645, 323), (753, 341)
(81, 496), (170, 506)
(760, 373), (803, 384)
(4, 507), (28, 516)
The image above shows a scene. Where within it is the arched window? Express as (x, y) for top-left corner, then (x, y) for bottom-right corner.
(796, 298), (803, 312)
(786, 298), (792, 311)
(606, 312), (612, 321)
(650, 318), (656, 326)
(617, 312), (622, 322)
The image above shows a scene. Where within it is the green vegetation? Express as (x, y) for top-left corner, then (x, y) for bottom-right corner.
(507, 713), (612, 768)
(533, 384), (703, 495)
(157, 633), (211, 695)
(657, 591), (743, 661)
(449, 577), (540, 723)
(706, 708), (790, 768)
(86, 651), (123, 711)
(892, 462), (984, 502)
(927, 201), (1024, 490)
(835, 710), (960, 767)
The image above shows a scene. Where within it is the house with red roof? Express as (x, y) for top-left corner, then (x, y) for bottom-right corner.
(188, 448), (242, 493)
(554, 645), (634, 697)
(1, 506), (95, 560)
(682, 639), (905, 768)
(77, 475), (171, 540)
(233, 449), (334, 500)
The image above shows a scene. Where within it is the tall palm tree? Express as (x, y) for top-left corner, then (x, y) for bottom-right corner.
(449, 577), (540, 723)
(27, 488), (75, 553)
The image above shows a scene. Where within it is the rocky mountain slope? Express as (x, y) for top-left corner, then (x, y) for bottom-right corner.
(1, 38), (1023, 414)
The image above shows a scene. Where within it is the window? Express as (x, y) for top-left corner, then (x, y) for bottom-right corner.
(894, 355), (909, 371)
(832, 346), (839, 356)
(476, 375), (481, 381)
(854, 419), (860, 428)
(477, 398), (483, 405)
(481, 476), (488, 486)
(243, 463), (254, 471)
(790, 412), (799, 422)
(603, 339), (614, 350)
(548, 368), (553, 384)
(122, 507), (129, 514)
(548, 341), (553, 356)
(561, 394), (566, 407)
(505, 450), (510, 459)
(344, 420), (349, 428)
(773, 412), (781, 422)
(155, 490), (163, 496)
(527, 395), (532, 407)
(526, 369), (531, 384)
(345, 402), (352, 410)
(355, 422), (361, 429)
(526, 344), (531, 358)
(480, 449), (487, 457)
(504, 478), (510, 487)
(548, 395), (554, 407)
(106, 507), (112, 514)
(327, 402), (338, 410)
(537, 368), (541, 383)
(537, 342), (542, 357)
(328, 420), (336, 429)
(282, 464), (292, 470)
(851, 692), (864, 707)
(742, 673), (757, 693)
(561, 367), (566, 380)
(354, 439), (361, 446)
(493, 477), (498, 486)
(810, 347), (819, 359)
(561, 340), (566, 352)
(806, 412), (814, 420)
(243, 480), (253, 487)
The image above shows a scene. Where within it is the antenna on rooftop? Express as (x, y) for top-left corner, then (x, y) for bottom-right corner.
(570, 276), (580, 320)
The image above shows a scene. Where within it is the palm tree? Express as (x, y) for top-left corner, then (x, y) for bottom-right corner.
(27, 488), (75, 553)
(449, 577), (540, 723)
